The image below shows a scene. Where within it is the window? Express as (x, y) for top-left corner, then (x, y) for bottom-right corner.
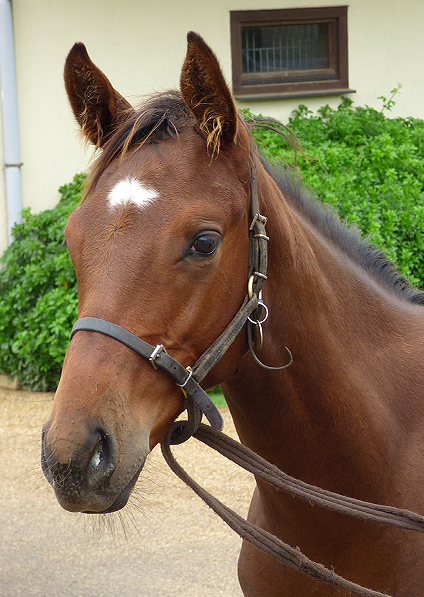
(230, 7), (351, 99)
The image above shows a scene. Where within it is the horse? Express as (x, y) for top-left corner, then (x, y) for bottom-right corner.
(41, 32), (424, 596)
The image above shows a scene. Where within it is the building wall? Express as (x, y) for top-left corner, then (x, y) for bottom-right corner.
(0, 91), (7, 251)
(1, 0), (423, 254)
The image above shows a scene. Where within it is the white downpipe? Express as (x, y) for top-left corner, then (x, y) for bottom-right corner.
(0, 0), (22, 243)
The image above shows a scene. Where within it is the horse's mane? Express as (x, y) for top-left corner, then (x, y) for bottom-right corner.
(261, 158), (424, 305)
(85, 90), (424, 306)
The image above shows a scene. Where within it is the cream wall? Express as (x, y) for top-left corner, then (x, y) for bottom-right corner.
(1, 0), (424, 254)
(0, 91), (7, 251)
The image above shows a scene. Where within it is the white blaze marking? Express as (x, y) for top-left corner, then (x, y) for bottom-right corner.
(107, 177), (159, 209)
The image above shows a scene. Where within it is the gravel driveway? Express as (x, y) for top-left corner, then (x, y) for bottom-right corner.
(0, 389), (254, 596)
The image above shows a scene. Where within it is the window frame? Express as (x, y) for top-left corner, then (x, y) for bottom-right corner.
(230, 6), (351, 99)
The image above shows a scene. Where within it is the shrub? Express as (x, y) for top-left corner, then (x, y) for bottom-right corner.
(3, 93), (424, 391)
(0, 174), (84, 390)
(248, 93), (424, 287)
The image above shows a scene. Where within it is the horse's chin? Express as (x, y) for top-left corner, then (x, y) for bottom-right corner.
(83, 470), (141, 514)
(46, 461), (145, 515)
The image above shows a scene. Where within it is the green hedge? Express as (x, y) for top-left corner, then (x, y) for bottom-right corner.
(0, 174), (83, 390)
(2, 94), (424, 391)
(248, 94), (424, 287)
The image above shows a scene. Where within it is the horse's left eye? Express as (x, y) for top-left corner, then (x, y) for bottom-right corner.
(189, 232), (220, 256)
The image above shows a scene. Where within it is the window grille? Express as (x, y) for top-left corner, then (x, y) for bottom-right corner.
(241, 24), (329, 74)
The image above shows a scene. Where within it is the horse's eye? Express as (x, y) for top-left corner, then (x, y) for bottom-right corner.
(190, 232), (220, 256)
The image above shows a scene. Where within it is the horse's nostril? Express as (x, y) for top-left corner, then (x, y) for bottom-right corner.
(88, 429), (117, 488)
(90, 441), (104, 470)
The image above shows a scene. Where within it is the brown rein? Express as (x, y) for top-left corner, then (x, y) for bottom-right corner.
(161, 423), (424, 597)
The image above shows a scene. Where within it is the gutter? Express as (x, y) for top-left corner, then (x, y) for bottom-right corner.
(0, 0), (22, 244)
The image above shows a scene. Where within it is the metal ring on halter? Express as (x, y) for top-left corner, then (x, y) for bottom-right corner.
(248, 301), (269, 325)
(176, 366), (194, 388)
(248, 275), (265, 301)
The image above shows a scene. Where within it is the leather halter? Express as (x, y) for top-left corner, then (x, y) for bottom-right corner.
(70, 155), (270, 444)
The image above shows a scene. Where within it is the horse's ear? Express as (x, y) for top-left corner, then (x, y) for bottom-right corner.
(180, 32), (237, 154)
(64, 43), (134, 147)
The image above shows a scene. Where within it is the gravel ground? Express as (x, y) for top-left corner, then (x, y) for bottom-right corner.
(0, 388), (254, 597)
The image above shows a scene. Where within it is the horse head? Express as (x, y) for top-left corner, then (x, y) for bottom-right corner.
(41, 33), (253, 513)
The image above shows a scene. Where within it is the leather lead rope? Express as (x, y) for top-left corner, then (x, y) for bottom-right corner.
(161, 423), (424, 597)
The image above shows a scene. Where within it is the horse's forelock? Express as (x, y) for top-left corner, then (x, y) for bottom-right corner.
(82, 91), (192, 202)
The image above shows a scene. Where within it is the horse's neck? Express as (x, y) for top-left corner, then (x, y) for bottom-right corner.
(224, 172), (424, 500)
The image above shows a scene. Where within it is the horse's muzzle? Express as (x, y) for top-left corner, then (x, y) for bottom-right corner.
(41, 420), (143, 513)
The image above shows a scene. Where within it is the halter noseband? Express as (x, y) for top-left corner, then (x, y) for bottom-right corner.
(70, 155), (272, 444)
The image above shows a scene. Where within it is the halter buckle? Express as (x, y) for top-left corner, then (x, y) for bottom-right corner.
(176, 366), (193, 388)
(249, 212), (268, 230)
(149, 344), (167, 369)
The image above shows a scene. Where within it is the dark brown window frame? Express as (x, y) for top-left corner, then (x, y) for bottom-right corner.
(230, 6), (353, 99)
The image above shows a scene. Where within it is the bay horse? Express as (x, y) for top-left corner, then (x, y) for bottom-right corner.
(41, 32), (424, 596)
